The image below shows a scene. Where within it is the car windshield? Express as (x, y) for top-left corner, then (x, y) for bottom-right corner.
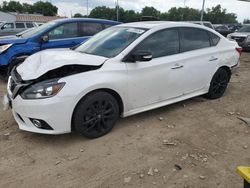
(75, 27), (147, 58)
(16, 28), (34, 37)
(20, 21), (57, 38)
(238, 25), (250, 32)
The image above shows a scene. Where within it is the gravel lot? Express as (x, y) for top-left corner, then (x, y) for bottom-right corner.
(0, 53), (250, 188)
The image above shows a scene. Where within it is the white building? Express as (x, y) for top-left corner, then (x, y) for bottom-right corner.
(0, 11), (65, 24)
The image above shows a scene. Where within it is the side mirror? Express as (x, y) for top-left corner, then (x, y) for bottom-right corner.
(41, 35), (49, 43)
(131, 51), (153, 62)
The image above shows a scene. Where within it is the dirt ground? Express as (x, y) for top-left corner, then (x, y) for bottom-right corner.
(0, 53), (250, 188)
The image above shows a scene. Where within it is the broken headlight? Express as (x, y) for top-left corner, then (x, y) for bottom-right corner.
(21, 79), (65, 99)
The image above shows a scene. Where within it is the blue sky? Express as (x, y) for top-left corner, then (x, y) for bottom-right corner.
(1, 0), (250, 22)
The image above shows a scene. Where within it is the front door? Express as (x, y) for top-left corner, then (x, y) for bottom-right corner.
(126, 28), (186, 109)
(41, 22), (87, 50)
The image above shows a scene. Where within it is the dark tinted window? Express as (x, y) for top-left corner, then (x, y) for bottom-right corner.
(209, 32), (220, 46)
(181, 28), (210, 52)
(26, 23), (34, 28)
(16, 23), (25, 28)
(48, 22), (78, 40)
(135, 29), (180, 58)
(79, 22), (103, 36)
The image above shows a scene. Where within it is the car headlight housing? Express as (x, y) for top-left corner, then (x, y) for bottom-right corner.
(21, 79), (65, 99)
(0, 44), (12, 54)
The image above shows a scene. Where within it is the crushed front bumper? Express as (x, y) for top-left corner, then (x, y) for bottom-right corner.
(7, 73), (75, 135)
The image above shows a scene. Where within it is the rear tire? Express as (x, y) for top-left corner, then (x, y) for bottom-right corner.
(205, 68), (230, 99)
(73, 91), (119, 139)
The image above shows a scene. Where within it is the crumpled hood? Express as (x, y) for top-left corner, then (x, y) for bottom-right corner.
(0, 35), (28, 45)
(17, 49), (108, 81)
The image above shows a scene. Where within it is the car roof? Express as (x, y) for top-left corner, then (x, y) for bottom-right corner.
(117, 21), (211, 30)
(53, 18), (121, 25)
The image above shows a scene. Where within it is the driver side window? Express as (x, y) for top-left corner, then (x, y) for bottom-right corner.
(1, 23), (14, 30)
(135, 29), (180, 58)
(48, 22), (78, 40)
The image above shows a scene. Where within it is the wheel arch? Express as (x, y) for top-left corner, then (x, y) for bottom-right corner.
(71, 88), (124, 131)
(219, 65), (232, 80)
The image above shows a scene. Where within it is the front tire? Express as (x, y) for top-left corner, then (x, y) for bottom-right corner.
(73, 91), (119, 139)
(205, 68), (230, 99)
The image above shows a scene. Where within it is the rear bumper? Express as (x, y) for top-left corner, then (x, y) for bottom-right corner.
(231, 59), (240, 74)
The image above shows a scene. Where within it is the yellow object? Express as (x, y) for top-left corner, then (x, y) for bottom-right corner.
(237, 166), (250, 184)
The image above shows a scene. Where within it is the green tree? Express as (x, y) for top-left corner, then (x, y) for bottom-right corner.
(204, 5), (237, 24)
(123, 10), (140, 22)
(89, 6), (116, 20)
(32, 1), (58, 16)
(0, 1), (58, 16)
(22, 3), (33, 13)
(141, 6), (160, 18)
(167, 7), (200, 21)
(1, 1), (23, 13)
(87, 4), (238, 24)
(159, 12), (169, 21)
(73, 13), (87, 18)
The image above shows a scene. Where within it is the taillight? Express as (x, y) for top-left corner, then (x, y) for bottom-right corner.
(236, 47), (242, 56)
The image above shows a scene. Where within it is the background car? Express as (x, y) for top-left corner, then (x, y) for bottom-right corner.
(227, 24), (250, 51)
(214, 24), (232, 37)
(0, 18), (120, 78)
(6, 22), (241, 138)
(0, 21), (38, 36)
(189, 21), (215, 30)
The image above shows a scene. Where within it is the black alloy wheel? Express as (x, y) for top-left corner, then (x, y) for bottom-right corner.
(73, 91), (119, 138)
(206, 68), (230, 99)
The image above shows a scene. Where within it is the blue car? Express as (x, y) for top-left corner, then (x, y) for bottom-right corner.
(0, 18), (120, 77)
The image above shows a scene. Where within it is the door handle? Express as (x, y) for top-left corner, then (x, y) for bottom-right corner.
(171, 64), (184, 69)
(209, 57), (218, 61)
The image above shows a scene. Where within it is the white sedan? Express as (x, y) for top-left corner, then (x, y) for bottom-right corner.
(5, 21), (241, 138)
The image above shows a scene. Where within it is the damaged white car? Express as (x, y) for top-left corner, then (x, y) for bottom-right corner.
(5, 22), (241, 138)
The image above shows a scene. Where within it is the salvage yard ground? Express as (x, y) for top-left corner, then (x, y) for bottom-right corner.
(0, 53), (250, 188)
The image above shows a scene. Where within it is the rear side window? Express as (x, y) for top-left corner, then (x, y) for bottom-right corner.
(209, 32), (220, 46)
(16, 23), (25, 29)
(180, 28), (210, 52)
(26, 23), (34, 28)
(78, 22), (103, 36)
(135, 29), (180, 58)
(49, 22), (78, 40)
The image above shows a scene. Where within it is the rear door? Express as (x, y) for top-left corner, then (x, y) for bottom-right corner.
(178, 27), (219, 94)
(15, 22), (26, 33)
